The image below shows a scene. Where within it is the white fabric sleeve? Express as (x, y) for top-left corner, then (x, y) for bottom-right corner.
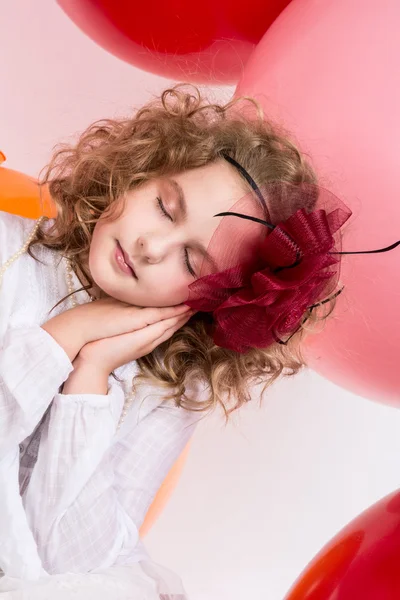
(112, 401), (200, 533)
(0, 327), (73, 580)
(0, 213), (72, 580)
(24, 380), (130, 574)
(24, 384), (199, 574)
(0, 448), (47, 580)
(0, 326), (73, 456)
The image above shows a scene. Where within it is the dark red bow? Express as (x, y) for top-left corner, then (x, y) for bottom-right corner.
(186, 206), (350, 352)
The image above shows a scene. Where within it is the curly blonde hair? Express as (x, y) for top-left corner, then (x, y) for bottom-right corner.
(28, 84), (336, 420)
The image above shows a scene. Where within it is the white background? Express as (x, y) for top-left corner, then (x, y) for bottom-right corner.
(2, 2), (400, 598)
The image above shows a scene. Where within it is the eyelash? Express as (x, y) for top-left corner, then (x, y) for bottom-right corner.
(156, 196), (196, 277)
(156, 196), (172, 221)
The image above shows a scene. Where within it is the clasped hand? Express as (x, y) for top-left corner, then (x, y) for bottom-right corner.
(79, 298), (194, 374)
(43, 296), (194, 376)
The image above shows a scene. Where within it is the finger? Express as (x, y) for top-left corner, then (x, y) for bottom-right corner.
(144, 313), (193, 353)
(165, 312), (193, 331)
(139, 310), (192, 343)
(133, 305), (191, 329)
(147, 311), (193, 336)
(161, 314), (192, 339)
(155, 304), (192, 318)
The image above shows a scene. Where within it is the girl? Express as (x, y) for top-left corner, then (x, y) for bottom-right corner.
(0, 83), (346, 598)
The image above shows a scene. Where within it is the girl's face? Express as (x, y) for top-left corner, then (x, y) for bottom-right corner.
(89, 159), (249, 307)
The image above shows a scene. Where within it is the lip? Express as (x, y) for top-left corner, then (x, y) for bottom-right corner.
(115, 241), (138, 279)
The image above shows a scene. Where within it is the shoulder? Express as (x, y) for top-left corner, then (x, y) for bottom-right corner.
(0, 210), (39, 260)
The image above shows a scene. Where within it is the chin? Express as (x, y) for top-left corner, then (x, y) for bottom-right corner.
(103, 285), (135, 304)
(89, 270), (123, 303)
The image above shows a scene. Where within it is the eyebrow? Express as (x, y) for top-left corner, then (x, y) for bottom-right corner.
(169, 177), (217, 271)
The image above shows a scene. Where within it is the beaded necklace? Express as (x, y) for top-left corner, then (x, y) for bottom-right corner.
(0, 216), (133, 431)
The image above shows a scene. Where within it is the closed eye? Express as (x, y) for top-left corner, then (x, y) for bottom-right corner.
(157, 196), (173, 221)
(182, 248), (196, 278)
(156, 196), (196, 277)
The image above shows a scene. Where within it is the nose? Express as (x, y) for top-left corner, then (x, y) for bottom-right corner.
(138, 234), (173, 264)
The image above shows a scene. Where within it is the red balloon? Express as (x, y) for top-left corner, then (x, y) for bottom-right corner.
(57, 0), (292, 84)
(285, 488), (400, 599)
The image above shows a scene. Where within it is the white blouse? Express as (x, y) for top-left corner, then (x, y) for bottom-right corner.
(0, 211), (202, 581)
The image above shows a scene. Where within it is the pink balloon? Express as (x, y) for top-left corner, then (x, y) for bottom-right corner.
(237, 0), (400, 406)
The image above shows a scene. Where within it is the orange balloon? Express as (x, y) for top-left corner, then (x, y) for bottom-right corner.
(0, 154), (190, 536)
(0, 163), (56, 219)
(140, 443), (191, 537)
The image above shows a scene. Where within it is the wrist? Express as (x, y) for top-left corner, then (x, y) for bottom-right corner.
(62, 358), (110, 395)
(42, 308), (87, 363)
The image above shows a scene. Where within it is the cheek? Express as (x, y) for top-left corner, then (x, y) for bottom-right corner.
(142, 267), (190, 305)
(143, 285), (189, 307)
(89, 222), (106, 260)
(88, 226), (100, 266)
(119, 200), (152, 231)
(88, 222), (115, 282)
(151, 269), (189, 291)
